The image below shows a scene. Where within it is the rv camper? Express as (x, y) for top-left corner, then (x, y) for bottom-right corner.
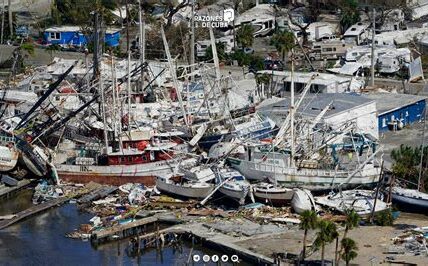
(196, 36), (234, 57)
(217, 4), (275, 38)
(309, 40), (350, 61)
(343, 23), (369, 45)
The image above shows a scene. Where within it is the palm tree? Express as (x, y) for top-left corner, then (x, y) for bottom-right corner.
(337, 209), (360, 265)
(299, 210), (318, 261)
(270, 30), (295, 62)
(343, 209), (360, 239)
(333, 226), (340, 265)
(20, 42), (35, 57)
(236, 24), (254, 48)
(45, 44), (61, 61)
(314, 220), (337, 266)
(341, 237), (358, 266)
(339, 0), (361, 33)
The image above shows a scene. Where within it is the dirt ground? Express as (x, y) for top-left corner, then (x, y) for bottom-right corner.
(236, 213), (428, 265)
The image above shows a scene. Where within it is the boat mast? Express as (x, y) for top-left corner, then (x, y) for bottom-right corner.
(160, 24), (189, 127)
(127, 50), (131, 133)
(418, 106), (426, 191)
(100, 71), (109, 152)
(290, 49), (295, 167)
(190, 0), (195, 82)
(371, 8), (376, 87)
(1, 0), (4, 44)
(209, 25), (221, 81)
(137, 0), (145, 89)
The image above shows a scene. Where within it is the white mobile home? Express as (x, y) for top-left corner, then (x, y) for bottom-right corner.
(196, 36), (234, 57)
(218, 4), (276, 38)
(343, 23), (369, 45)
(309, 40), (351, 61)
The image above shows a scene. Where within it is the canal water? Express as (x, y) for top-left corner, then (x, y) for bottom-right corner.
(0, 189), (246, 265)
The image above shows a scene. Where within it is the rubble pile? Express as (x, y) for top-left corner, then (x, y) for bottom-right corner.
(390, 227), (428, 256)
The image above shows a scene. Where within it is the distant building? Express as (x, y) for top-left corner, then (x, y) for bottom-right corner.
(258, 93), (379, 138)
(365, 93), (427, 132)
(43, 26), (121, 48)
(257, 70), (364, 93)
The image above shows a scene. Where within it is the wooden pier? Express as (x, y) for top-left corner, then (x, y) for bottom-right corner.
(91, 216), (159, 245)
(89, 214), (275, 265)
(179, 223), (276, 265)
(0, 179), (32, 200)
(0, 196), (70, 230)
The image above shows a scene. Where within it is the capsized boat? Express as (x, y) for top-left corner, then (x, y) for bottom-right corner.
(291, 188), (318, 214)
(214, 167), (251, 205)
(198, 113), (275, 150)
(315, 189), (389, 216)
(0, 145), (19, 173)
(252, 182), (294, 206)
(155, 167), (215, 199)
(390, 186), (428, 213)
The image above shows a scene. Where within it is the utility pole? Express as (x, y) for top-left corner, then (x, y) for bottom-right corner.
(92, 11), (102, 80)
(7, 0), (11, 39)
(371, 8), (376, 87)
(125, 0), (130, 52)
(1, 0), (5, 44)
(190, 0), (195, 81)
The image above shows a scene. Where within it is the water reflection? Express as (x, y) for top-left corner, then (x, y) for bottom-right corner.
(0, 192), (247, 265)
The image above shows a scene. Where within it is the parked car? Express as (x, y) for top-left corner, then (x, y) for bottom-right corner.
(249, 58), (285, 73)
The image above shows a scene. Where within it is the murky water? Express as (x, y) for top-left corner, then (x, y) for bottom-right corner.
(0, 188), (34, 216)
(0, 190), (247, 265)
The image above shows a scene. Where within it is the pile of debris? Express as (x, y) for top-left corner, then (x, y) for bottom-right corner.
(390, 227), (428, 256)
(32, 180), (100, 204)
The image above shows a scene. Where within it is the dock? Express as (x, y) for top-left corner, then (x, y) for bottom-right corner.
(91, 216), (159, 244)
(89, 214), (275, 265)
(180, 223), (276, 265)
(0, 196), (70, 230)
(0, 179), (32, 200)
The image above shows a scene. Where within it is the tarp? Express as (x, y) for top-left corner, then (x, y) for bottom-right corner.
(409, 57), (424, 82)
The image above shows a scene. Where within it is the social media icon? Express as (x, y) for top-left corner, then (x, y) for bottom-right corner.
(203, 254), (210, 262)
(231, 255), (239, 262)
(212, 255), (219, 262)
(221, 255), (229, 262)
(193, 254), (200, 262)
(223, 8), (235, 23)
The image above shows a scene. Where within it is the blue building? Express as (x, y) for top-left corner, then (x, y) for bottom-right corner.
(365, 93), (427, 132)
(43, 26), (121, 47)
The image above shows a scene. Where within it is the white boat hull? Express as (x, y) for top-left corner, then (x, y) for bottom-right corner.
(156, 177), (214, 199)
(218, 186), (248, 203)
(253, 187), (294, 206)
(229, 158), (380, 191)
(315, 190), (389, 216)
(0, 146), (19, 172)
(291, 189), (317, 214)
